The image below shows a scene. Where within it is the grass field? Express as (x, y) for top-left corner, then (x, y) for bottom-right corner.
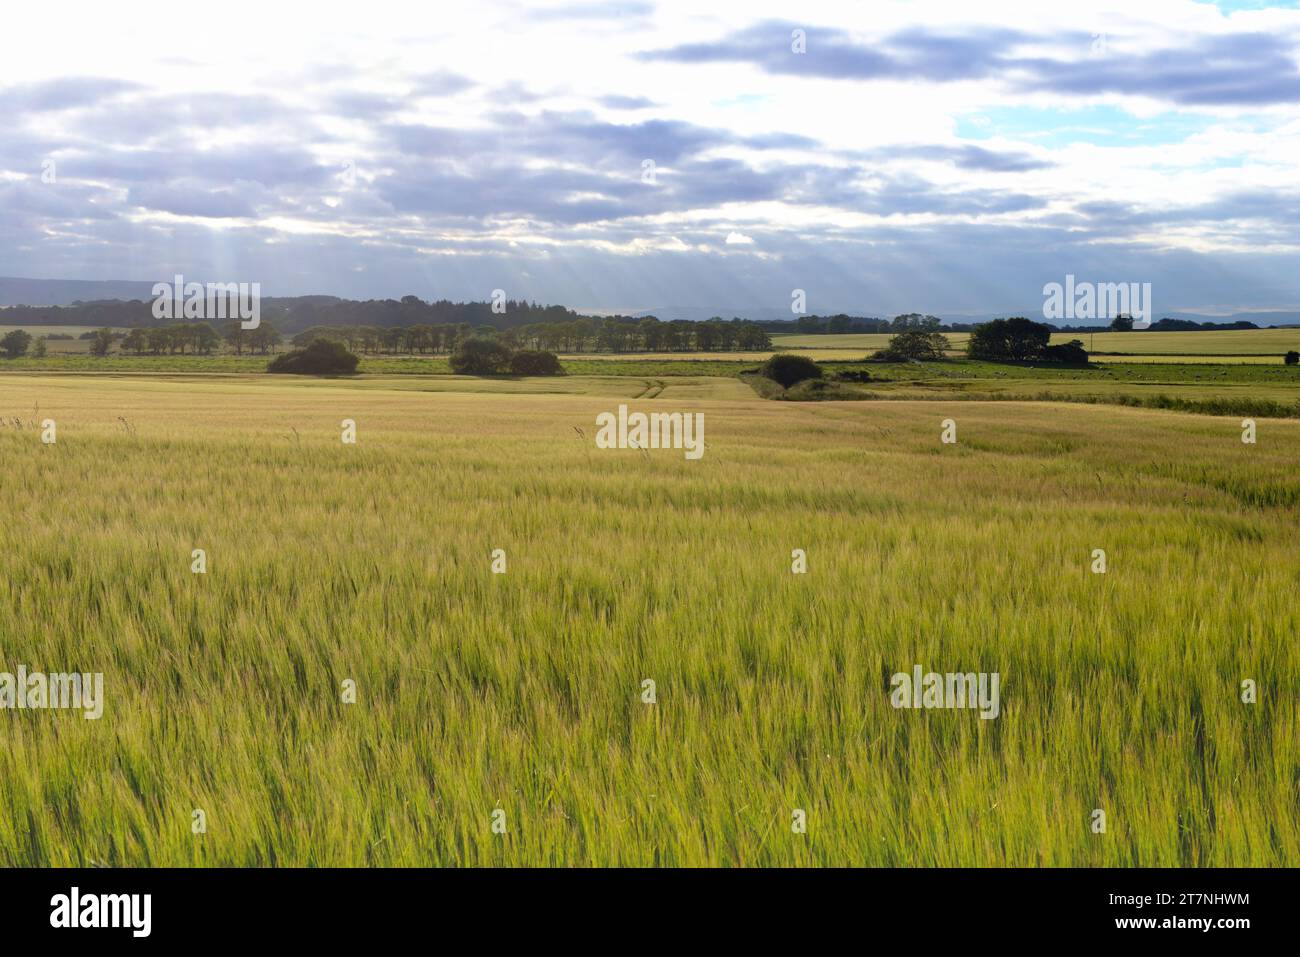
(1, 371), (1297, 866)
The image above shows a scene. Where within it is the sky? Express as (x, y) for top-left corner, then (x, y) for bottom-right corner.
(2, 0), (1300, 318)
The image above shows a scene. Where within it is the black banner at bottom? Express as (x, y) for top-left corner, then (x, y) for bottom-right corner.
(0, 867), (1284, 943)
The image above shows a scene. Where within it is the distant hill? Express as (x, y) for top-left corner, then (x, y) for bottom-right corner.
(3, 277), (1299, 328)
(1167, 311), (1300, 327)
(629, 305), (1300, 326)
(0, 277), (160, 307)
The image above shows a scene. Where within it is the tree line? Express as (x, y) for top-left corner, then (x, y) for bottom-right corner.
(119, 322), (283, 355)
(291, 315), (772, 354)
(0, 296), (580, 334)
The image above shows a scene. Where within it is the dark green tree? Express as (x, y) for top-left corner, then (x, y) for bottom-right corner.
(967, 317), (1052, 361)
(0, 329), (32, 358)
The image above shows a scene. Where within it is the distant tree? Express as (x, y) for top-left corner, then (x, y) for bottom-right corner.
(89, 327), (114, 357)
(1109, 314), (1135, 332)
(267, 338), (359, 375)
(875, 330), (950, 362)
(32, 336), (47, 358)
(694, 322), (720, 351)
(249, 321), (280, 355)
(967, 317), (1052, 361)
(509, 349), (564, 375)
(222, 321), (248, 355)
(0, 329), (32, 358)
(122, 328), (148, 355)
(450, 337), (513, 375)
(194, 323), (221, 355)
(890, 313), (941, 331)
(164, 325), (185, 354)
(759, 354), (822, 387)
(1285, 351), (1299, 366)
(737, 324), (772, 350)
(570, 317), (594, 352)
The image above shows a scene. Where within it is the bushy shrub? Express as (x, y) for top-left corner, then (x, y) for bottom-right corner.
(267, 338), (360, 375)
(509, 349), (565, 375)
(1285, 351), (1299, 366)
(759, 354), (823, 388)
(450, 337), (513, 375)
(1042, 339), (1090, 363)
(833, 369), (873, 382)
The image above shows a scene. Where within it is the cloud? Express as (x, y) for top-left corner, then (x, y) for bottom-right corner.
(864, 144), (1053, 172)
(643, 21), (1300, 106)
(640, 21), (1021, 82)
(1017, 32), (1300, 106)
(127, 182), (258, 219)
(599, 94), (659, 109)
(725, 231), (755, 244)
(0, 77), (141, 113)
(409, 70), (476, 96)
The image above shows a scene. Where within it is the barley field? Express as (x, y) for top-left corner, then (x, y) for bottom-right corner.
(1, 373), (1297, 866)
(772, 329), (1300, 359)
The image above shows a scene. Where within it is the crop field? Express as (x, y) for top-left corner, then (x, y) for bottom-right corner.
(772, 333), (904, 350)
(1087, 354), (1288, 365)
(1068, 329), (1300, 355)
(1, 371), (1297, 866)
(772, 329), (1300, 360)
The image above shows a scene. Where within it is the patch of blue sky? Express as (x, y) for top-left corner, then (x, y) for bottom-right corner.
(1199, 0), (1298, 12)
(710, 93), (772, 110)
(955, 105), (1262, 148)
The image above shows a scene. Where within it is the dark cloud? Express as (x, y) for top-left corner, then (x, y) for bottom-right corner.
(0, 77), (141, 113)
(599, 94), (659, 109)
(371, 154), (798, 225)
(65, 92), (305, 143)
(643, 21), (1300, 105)
(409, 70), (476, 96)
(388, 111), (818, 171)
(127, 182), (259, 219)
(1016, 32), (1300, 106)
(1077, 190), (1300, 233)
(0, 179), (119, 221)
(640, 21), (1021, 82)
(328, 90), (408, 117)
(375, 111), (846, 224)
(69, 145), (337, 190)
(868, 144), (1053, 172)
